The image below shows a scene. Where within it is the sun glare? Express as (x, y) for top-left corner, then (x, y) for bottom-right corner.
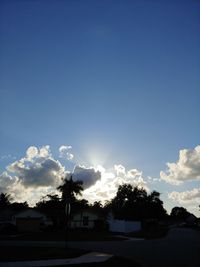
(86, 148), (108, 167)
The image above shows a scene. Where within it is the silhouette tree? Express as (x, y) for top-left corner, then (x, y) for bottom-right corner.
(109, 184), (166, 220)
(0, 193), (12, 209)
(170, 207), (189, 220)
(92, 201), (103, 209)
(36, 194), (63, 228)
(57, 174), (83, 204)
(146, 191), (167, 219)
(10, 201), (28, 211)
(72, 198), (89, 212)
(36, 194), (61, 210)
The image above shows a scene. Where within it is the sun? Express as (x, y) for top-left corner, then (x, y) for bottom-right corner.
(86, 148), (107, 167)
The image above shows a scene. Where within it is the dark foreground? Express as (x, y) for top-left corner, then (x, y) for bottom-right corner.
(0, 246), (140, 267)
(0, 246), (86, 262)
(0, 227), (200, 267)
(69, 227), (200, 267)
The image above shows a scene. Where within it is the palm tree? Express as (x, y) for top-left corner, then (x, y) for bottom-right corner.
(57, 174), (83, 204)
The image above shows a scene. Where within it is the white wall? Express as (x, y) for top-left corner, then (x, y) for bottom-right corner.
(108, 219), (141, 233)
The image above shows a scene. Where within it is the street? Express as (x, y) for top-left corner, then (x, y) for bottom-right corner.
(1, 228), (200, 267)
(69, 227), (200, 267)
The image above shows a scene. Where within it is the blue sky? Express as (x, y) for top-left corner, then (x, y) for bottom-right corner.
(0, 0), (200, 215)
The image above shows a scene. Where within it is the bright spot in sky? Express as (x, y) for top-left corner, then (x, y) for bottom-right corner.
(86, 148), (108, 167)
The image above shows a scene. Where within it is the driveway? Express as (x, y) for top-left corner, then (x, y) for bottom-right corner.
(1, 228), (200, 267)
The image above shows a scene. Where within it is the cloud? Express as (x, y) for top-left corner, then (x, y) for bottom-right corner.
(114, 164), (148, 190)
(0, 172), (40, 205)
(160, 145), (200, 185)
(72, 165), (101, 189)
(59, 145), (74, 160)
(0, 146), (150, 206)
(7, 146), (65, 188)
(0, 146), (67, 205)
(114, 164), (126, 177)
(0, 155), (16, 161)
(0, 171), (18, 193)
(82, 164), (149, 203)
(147, 176), (161, 183)
(26, 146), (38, 159)
(168, 188), (200, 204)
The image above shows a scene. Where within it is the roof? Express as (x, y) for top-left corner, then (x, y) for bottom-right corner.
(14, 208), (47, 218)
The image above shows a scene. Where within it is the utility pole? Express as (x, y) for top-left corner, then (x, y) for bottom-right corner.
(65, 200), (71, 248)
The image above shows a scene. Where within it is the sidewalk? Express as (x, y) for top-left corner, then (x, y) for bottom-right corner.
(0, 252), (113, 267)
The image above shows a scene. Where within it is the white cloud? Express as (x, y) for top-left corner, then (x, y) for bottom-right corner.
(59, 145), (74, 160)
(0, 146), (67, 205)
(147, 176), (161, 183)
(82, 164), (149, 203)
(26, 146), (38, 159)
(0, 171), (18, 193)
(114, 164), (126, 177)
(114, 165), (148, 190)
(160, 145), (200, 185)
(168, 188), (200, 204)
(40, 145), (51, 158)
(0, 155), (16, 161)
(7, 146), (65, 188)
(0, 146), (150, 206)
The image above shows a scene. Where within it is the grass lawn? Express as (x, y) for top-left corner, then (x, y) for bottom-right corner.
(0, 246), (141, 267)
(0, 229), (127, 241)
(0, 246), (87, 262)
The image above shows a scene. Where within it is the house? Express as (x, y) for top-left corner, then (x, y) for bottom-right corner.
(13, 209), (52, 232)
(0, 208), (16, 224)
(70, 209), (105, 230)
(0, 208), (17, 234)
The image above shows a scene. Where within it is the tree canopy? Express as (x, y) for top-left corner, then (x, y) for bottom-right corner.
(170, 206), (190, 220)
(57, 174), (83, 203)
(0, 193), (12, 209)
(107, 184), (167, 220)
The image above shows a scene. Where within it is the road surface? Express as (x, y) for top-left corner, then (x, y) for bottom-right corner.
(1, 228), (200, 267)
(68, 227), (200, 267)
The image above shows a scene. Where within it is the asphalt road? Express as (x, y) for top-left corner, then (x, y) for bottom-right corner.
(1, 228), (200, 267)
(69, 227), (200, 267)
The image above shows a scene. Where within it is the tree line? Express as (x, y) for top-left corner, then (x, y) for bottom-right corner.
(0, 174), (197, 223)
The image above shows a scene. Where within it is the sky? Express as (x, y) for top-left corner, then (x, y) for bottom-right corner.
(0, 0), (200, 216)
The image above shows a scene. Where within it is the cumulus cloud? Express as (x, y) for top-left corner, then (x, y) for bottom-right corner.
(59, 145), (74, 160)
(0, 145), (67, 205)
(168, 188), (200, 204)
(114, 164), (148, 190)
(26, 146), (38, 159)
(72, 165), (101, 189)
(147, 176), (161, 183)
(82, 164), (149, 203)
(0, 155), (16, 161)
(160, 145), (200, 185)
(0, 172), (33, 204)
(114, 164), (126, 177)
(0, 171), (18, 193)
(7, 146), (65, 188)
(0, 145), (150, 206)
